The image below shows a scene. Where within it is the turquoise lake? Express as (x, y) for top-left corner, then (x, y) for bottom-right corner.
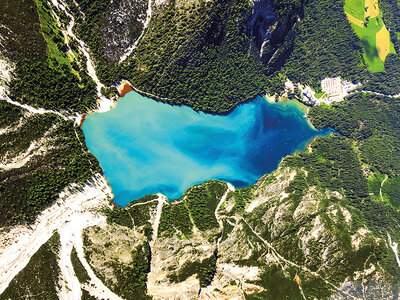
(82, 92), (333, 206)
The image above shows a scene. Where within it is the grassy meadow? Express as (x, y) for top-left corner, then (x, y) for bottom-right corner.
(344, 0), (396, 72)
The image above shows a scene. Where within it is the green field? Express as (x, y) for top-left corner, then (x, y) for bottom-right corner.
(344, 0), (396, 72)
(344, 0), (365, 20)
(352, 17), (385, 71)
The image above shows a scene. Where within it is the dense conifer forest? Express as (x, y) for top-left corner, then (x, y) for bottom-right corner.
(63, 0), (400, 111)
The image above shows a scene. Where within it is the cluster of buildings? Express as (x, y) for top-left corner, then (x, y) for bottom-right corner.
(320, 77), (360, 103)
(284, 77), (361, 106)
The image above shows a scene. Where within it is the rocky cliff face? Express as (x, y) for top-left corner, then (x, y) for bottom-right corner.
(100, 0), (149, 64)
(247, 0), (277, 57)
(247, 0), (302, 63)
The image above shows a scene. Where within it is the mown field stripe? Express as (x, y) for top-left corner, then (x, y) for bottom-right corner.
(345, 12), (364, 27)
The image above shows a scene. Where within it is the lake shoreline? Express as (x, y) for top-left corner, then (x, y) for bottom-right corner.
(82, 91), (333, 206)
(263, 95), (319, 130)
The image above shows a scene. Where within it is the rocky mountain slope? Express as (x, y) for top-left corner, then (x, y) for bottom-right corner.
(4, 136), (399, 299)
(75, 136), (400, 299)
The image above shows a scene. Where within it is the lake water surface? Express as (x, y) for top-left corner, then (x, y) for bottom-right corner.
(82, 92), (332, 206)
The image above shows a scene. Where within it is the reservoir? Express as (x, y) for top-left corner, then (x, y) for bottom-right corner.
(82, 92), (333, 206)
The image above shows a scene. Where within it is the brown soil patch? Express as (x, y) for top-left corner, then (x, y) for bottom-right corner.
(120, 84), (133, 97)
(79, 114), (87, 128)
